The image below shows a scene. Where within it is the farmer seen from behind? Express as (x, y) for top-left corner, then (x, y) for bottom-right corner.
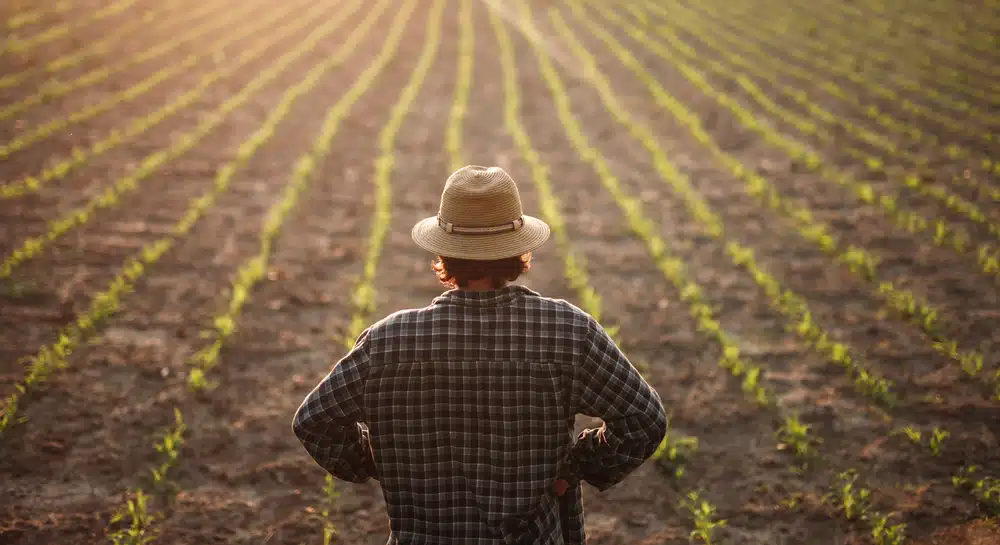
(293, 165), (668, 544)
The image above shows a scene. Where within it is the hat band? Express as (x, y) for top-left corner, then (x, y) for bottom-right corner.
(437, 215), (524, 235)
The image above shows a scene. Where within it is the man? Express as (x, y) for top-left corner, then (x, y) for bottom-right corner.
(293, 166), (667, 544)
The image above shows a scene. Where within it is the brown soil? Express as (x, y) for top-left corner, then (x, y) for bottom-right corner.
(1, 1), (998, 544)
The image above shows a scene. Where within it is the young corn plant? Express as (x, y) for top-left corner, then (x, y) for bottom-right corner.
(147, 409), (187, 498)
(870, 512), (907, 545)
(107, 409), (188, 544)
(776, 414), (820, 466)
(826, 469), (872, 521)
(953, 466), (1000, 514)
(321, 475), (341, 545)
(107, 490), (158, 545)
(651, 429), (699, 480)
(680, 490), (727, 545)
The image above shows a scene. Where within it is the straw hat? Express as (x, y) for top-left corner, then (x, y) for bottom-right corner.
(411, 165), (550, 260)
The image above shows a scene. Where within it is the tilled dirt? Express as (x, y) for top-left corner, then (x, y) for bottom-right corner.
(1, 1), (999, 544)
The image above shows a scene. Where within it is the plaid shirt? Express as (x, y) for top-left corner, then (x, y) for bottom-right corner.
(293, 285), (667, 544)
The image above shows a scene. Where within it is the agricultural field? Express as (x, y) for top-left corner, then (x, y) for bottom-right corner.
(2, 0), (999, 543)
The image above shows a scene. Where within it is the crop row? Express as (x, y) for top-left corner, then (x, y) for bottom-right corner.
(103, 0), (413, 541)
(776, 0), (1000, 118)
(187, 0), (391, 391)
(685, 0), (1000, 180)
(0, 1), (197, 91)
(1, 0), (137, 55)
(547, 8), (914, 539)
(644, 0), (1000, 186)
(0, 0), (351, 280)
(499, 0), (819, 540)
(601, 1), (993, 391)
(688, 0), (999, 146)
(644, 4), (1000, 251)
(616, 0), (1000, 290)
(0, 0), (310, 187)
(5, 1), (73, 30)
(557, 0), (998, 526)
(814, 0), (1000, 88)
(0, 0), (240, 123)
(446, 0), (474, 173)
(0, 0), (367, 435)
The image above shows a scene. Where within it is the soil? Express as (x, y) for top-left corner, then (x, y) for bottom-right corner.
(1, 1), (998, 544)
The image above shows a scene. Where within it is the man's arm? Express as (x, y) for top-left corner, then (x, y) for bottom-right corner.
(292, 329), (377, 483)
(560, 317), (667, 491)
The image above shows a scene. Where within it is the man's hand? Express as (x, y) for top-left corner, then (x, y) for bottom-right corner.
(553, 478), (570, 497)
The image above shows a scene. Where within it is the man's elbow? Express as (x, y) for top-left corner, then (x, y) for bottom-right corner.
(644, 403), (669, 458)
(291, 405), (313, 445)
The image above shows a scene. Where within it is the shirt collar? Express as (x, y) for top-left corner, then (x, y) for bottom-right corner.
(431, 284), (539, 307)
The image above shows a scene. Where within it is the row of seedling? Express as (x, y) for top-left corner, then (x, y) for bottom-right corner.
(606, 1), (991, 387)
(813, 0), (1000, 92)
(1, 0), (137, 55)
(613, 1), (1000, 286)
(0, 0), (307, 170)
(696, 0), (999, 144)
(340, 0), (435, 349)
(0, 0), (236, 122)
(190, 0), (397, 391)
(503, 2), (814, 540)
(665, 0), (1000, 181)
(311, 1), (424, 542)
(639, 0), (1000, 183)
(592, 2), (1000, 516)
(556, 1), (897, 407)
(736, 0), (1000, 118)
(494, 0), (614, 340)
(106, 409), (187, 545)
(0, 0), (372, 433)
(5, 0), (73, 31)
(0, 0), (196, 90)
(643, 2), (1000, 251)
(103, 3), (393, 542)
(445, 0), (474, 173)
(0, 1), (362, 280)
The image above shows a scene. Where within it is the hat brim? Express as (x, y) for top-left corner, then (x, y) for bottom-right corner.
(411, 215), (551, 260)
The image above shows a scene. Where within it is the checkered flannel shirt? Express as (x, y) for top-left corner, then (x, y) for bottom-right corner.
(293, 285), (667, 544)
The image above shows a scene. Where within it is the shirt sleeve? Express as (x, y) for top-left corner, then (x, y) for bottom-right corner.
(292, 328), (377, 483)
(560, 316), (668, 491)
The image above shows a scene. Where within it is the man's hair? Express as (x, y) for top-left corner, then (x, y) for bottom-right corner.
(432, 254), (532, 289)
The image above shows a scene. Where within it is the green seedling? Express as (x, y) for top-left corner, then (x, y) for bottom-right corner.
(870, 511), (906, 545)
(107, 490), (158, 545)
(680, 490), (727, 545)
(826, 469), (871, 521)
